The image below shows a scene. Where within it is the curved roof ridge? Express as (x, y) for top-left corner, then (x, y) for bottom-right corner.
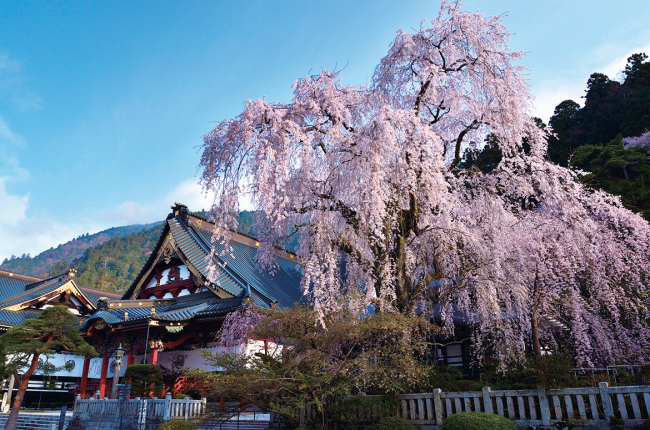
(0, 270), (42, 283)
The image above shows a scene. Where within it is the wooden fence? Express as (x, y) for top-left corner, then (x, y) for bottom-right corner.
(301, 383), (650, 429)
(73, 392), (206, 421)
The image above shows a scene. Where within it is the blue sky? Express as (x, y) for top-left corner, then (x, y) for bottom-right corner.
(1, 0), (649, 261)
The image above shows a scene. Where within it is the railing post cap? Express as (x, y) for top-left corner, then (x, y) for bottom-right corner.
(598, 382), (609, 388)
(482, 386), (491, 392)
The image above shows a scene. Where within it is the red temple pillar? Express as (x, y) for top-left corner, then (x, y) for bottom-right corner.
(79, 357), (91, 399)
(98, 354), (109, 398)
(127, 349), (135, 367)
(151, 348), (159, 365)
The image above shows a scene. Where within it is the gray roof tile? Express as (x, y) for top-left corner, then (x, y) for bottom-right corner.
(0, 275), (34, 301)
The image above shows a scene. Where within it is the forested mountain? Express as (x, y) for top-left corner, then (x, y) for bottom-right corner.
(547, 53), (650, 166)
(546, 53), (650, 219)
(73, 224), (164, 292)
(0, 211), (267, 294)
(464, 53), (650, 220)
(0, 223), (160, 277)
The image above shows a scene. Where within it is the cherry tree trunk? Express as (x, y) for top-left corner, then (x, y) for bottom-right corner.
(531, 311), (542, 360)
(5, 353), (39, 430)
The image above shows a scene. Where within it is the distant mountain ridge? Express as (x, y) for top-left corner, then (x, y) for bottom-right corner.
(0, 210), (289, 294)
(0, 223), (162, 278)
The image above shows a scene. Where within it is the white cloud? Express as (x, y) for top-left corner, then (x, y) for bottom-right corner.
(531, 43), (650, 123)
(0, 117), (88, 262)
(0, 178), (82, 262)
(531, 83), (583, 124)
(0, 51), (41, 111)
(0, 176), (218, 263)
(600, 43), (650, 82)
(0, 116), (22, 146)
(101, 178), (216, 225)
(0, 173), (219, 262)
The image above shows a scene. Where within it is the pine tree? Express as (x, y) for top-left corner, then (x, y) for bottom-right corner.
(0, 307), (97, 430)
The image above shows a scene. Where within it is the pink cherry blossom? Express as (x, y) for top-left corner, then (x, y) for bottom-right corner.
(623, 130), (650, 151)
(200, 2), (650, 368)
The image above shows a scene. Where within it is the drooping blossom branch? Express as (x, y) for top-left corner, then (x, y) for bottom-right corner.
(200, 1), (650, 368)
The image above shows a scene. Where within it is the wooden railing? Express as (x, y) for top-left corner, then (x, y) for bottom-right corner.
(301, 383), (650, 429)
(73, 393), (206, 421)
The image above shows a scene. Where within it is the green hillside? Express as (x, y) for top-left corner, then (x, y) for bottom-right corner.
(73, 224), (165, 293)
(547, 53), (650, 166)
(464, 53), (650, 221)
(546, 53), (650, 220)
(0, 223), (160, 277)
(0, 211), (271, 294)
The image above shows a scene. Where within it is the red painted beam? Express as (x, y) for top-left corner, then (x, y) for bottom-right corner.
(79, 357), (91, 399)
(98, 354), (109, 398)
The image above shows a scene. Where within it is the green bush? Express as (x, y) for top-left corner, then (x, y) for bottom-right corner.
(608, 415), (624, 430)
(480, 355), (577, 390)
(424, 366), (483, 392)
(373, 416), (415, 430)
(642, 418), (650, 430)
(158, 419), (197, 430)
(329, 395), (399, 425)
(173, 393), (190, 400)
(123, 364), (164, 398)
(442, 412), (517, 430)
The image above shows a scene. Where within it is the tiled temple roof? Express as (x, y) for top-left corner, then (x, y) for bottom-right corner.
(0, 270), (116, 329)
(0, 272), (95, 311)
(0, 270), (41, 300)
(80, 287), (120, 306)
(0, 308), (42, 327)
(82, 204), (304, 329)
(167, 218), (245, 298)
(87, 294), (243, 325)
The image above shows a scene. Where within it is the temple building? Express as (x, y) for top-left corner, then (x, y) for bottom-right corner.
(0, 202), (501, 409)
(0, 269), (121, 408)
(0, 203), (303, 405)
(76, 203), (304, 399)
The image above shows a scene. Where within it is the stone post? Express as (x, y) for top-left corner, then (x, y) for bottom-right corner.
(599, 382), (614, 420)
(433, 388), (443, 425)
(538, 385), (551, 426)
(482, 387), (493, 414)
(164, 393), (172, 421)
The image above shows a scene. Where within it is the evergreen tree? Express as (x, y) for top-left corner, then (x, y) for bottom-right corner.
(571, 134), (650, 220)
(0, 307), (97, 430)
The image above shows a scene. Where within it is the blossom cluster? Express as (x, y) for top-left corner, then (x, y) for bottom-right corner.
(200, 2), (650, 368)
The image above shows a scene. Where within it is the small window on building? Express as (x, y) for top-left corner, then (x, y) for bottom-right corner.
(446, 344), (463, 367)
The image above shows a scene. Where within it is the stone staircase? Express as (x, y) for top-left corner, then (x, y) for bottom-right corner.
(0, 412), (69, 429)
